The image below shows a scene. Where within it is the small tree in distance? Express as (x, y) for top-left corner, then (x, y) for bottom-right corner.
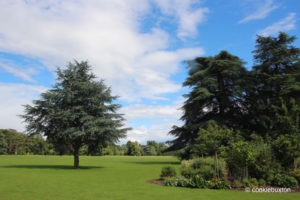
(21, 61), (130, 168)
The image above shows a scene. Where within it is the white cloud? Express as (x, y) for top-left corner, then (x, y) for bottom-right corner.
(258, 13), (296, 36)
(154, 0), (209, 39)
(0, 62), (38, 82)
(0, 0), (204, 102)
(121, 104), (181, 120)
(120, 100), (183, 143)
(0, 83), (47, 131)
(0, 0), (205, 141)
(124, 123), (176, 144)
(239, 0), (278, 24)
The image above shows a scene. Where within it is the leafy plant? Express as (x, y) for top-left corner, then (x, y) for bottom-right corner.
(164, 176), (189, 187)
(207, 178), (231, 190)
(190, 175), (207, 188)
(249, 178), (258, 188)
(181, 157), (226, 180)
(160, 166), (176, 179)
(271, 174), (298, 188)
(232, 180), (243, 188)
(258, 178), (266, 187)
(242, 178), (249, 188)
(291, 169), (300, 183)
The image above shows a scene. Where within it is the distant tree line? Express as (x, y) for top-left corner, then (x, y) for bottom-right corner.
(0, 129), (168, 156)
(0, 129), (51, 155)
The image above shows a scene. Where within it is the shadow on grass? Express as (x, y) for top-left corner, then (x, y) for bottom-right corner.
(127, 161), (180, 165)
(2, 165), (103, 170)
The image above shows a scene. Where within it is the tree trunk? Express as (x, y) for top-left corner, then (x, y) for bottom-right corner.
(244, 166), (249, 180)
(217, 73), (226, 116)
(74, 147), (79, 168)
(215, 152), (219, 178)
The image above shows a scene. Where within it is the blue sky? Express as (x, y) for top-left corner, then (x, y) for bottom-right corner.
(0, 0), (299, 144)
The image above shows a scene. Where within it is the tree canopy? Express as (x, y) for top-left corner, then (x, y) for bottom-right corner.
(22, 61), (129, 168)
(169, 50), (247, 151)
(168, 33), (300, 162)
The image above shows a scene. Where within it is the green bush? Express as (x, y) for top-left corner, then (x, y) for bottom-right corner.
(181, 166), (215, 180)
(258, 178), (266, 187)
(181, 157), (225, 180)
(190, 157), (215, 169)
(164, 176), (190, 187)
(272, 174), (298, 188)
(164, 176), (231, 189)
(207, 178), (231, 190)
(242, 178), (249, 188)
(181, 167), (198, 179)
(249, 178), (258, 187)
(295, 157), (300, 169)
(232, 180), (243, 188)
(160, 166), (176, 179)
(291, 169), (300, 183)
(190, 175), (207, 188)
(266, 173), (275, 185)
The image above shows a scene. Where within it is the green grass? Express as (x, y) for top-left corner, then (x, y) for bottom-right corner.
(0, 156), (299, 200)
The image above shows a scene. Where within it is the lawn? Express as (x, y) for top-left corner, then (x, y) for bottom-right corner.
(0, 155), (299, 200)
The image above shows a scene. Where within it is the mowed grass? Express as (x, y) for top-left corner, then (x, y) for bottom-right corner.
(0, 156), (299, 200)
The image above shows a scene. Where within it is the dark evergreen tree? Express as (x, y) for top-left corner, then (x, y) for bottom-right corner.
(169, 51), (247, 151)
(247, 32), (300, 138)
(21, 61), (129, 168)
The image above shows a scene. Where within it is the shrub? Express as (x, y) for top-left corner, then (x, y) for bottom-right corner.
(242, 178), (249, 188)
(164, 176), (190, 187)
(258, 178), (266, 187)
(295, 157), (300, 169)
(190, 157), (215, 169)
(232, 180), (243, 188)
(207, 178), (231, 190)
(160, 166), (176, 179)
(190, 175), (207, 188)
(164, 178), (175, 187)
(266, 173), (275, 185)
(181, 160), (191, 169)
(181, 157), (226, 180)
(176, 177), (190, 187)
(291, 169), (300, 183)
(272, 174), (298, 188)
(181, 167), (198, 179)
(181, 165), (215, 180)
(249, 178), (258, 188)
(164, 175), (231, 189)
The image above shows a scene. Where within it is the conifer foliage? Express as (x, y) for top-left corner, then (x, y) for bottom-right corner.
(22, 61), (129, 168)
(169, 51), (247, 150)
(169, 33), (300, 157)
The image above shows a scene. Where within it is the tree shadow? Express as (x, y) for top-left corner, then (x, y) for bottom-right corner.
(2, 165), (103, 170)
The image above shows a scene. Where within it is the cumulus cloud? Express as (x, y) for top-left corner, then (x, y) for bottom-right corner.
(238, 0), (278, 24)
(121, 104), (181, 120)
(258, 13), (296, 36)
(154, 0), (209, 39)
(124, 123), (177, 144)
(0, 0), (205, 102)
(0, 0), (205, 141)
(120, 100), (183, 143)
(0, 83), (47, 131)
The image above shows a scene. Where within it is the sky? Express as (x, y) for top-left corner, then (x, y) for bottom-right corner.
(0, 0), (299, 144)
